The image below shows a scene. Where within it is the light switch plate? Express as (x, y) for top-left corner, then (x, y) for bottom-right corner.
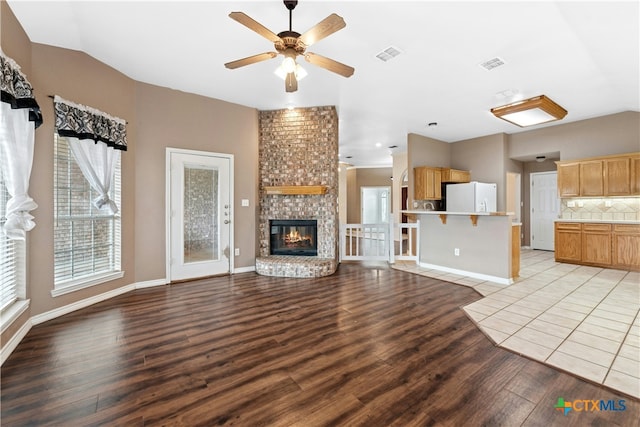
(241, 199), (249, 207)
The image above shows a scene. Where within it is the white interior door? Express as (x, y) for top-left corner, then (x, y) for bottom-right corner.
(168, 149), (232, 281)
(361, 186), (390, 224)
(530, 171), (559, 251)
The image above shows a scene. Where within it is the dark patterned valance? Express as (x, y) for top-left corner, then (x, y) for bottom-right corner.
(54, 95), (127, 151)
(0, 50), (43, 128)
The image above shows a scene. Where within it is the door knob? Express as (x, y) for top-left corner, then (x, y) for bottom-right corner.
(224, 219), (230, 224)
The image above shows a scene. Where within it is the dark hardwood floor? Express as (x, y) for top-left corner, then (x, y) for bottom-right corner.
(2, 262), (638, 426)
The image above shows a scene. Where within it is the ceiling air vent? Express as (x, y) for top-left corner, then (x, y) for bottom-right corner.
(479, 57), (506, 71)
(375, 46), (402, 62)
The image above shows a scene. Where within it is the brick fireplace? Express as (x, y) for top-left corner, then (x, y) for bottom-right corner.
(256, 106), (339, 277)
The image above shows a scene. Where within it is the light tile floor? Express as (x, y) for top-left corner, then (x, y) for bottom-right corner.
(392, 249), (640, 399)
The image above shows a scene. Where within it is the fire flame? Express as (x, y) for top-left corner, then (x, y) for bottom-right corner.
(284, 228), (312, 245)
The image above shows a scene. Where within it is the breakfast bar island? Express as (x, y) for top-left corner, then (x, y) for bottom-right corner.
(402, 210), (520, 285)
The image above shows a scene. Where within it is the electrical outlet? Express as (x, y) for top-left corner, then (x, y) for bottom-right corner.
(454, 248), (460, 256)
(605, 200), (612, 207)
(234, 248), (240, 256)
(577, 201), (584, 207)
(567, 201), (575, 207)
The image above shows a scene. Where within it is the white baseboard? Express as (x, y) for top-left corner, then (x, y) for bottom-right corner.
(234, 266), (256, 273)
(417, 262), (513, 286)
(32, 284), (137, 325)
(135, 278), (168, 289)
(1, 317), (32, 365)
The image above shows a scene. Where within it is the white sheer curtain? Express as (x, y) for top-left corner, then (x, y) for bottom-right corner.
(53, 95), (127, 214)
(67, 137), (120, 214)
(0, 102), (38, 239)
(0, 51), (41, 241)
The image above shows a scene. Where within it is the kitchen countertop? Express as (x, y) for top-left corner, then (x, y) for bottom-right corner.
(402, 210), (514, 216)
(555, 218), (640, 225)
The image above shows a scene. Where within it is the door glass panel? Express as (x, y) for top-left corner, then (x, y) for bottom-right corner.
(183, 165), (218, 263)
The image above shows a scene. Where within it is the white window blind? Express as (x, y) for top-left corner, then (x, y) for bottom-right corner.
(0, 175), (24, 311)
(54, 134), (121, 288)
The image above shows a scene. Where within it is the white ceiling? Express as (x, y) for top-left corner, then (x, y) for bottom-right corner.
(7, 1), (639, 166)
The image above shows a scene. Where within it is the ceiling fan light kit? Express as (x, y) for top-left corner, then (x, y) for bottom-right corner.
(224, 0), (354, 93)
(274, 62), (307, 81)
(491, 95), (567, 127)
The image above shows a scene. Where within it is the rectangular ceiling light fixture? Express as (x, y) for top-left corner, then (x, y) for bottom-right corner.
(491, 95), (567, 127)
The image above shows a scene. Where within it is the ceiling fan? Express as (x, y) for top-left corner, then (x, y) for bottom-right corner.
(224, 0), (355, 93)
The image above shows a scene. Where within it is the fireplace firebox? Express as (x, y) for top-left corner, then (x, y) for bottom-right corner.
(270, 219), (318, 256)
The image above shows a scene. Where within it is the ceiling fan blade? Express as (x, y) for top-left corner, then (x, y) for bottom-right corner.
(225, 52), (278, 69)
(229, 11), (281, 43)
(299, 13), (346, 47)
(285, 72), (298, 93)
(304, 52), (354, 78)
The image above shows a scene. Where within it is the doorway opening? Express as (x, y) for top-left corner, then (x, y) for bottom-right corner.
(361, 186), (391, 224)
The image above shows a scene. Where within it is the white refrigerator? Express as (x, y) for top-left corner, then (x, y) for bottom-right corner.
(446, 182), (497, 212)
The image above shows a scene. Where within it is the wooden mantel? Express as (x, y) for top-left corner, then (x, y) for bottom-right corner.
(263, 185), (328, 195)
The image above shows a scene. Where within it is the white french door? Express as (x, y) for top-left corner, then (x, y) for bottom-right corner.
(530, 171), (559, 251)
(167, 149), (232, 281)
(361, 186), (391, 224)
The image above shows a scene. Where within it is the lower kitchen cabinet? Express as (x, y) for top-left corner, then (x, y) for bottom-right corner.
(612, 224), (640, 270)
(555, 221), (640, 271)
(555, 222), (582, 263)
(582, 223), (611, 265)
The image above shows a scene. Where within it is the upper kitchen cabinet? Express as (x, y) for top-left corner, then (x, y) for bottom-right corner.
(441, 168), (471, 183)
(632, 156), (640, 194)
(580, 160), (604, 196)
(556, 153), (640, 197)
(604, 157), (632, 195)
(414, 166), (441, 200)
(557, 162), (581, 197)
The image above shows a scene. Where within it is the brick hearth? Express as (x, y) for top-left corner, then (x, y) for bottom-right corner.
(256, 106), (339, 277)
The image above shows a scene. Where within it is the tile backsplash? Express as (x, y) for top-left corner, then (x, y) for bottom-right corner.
(560, 197), (640, 221)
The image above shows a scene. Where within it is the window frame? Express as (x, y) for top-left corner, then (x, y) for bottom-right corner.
(52, 134), (123, 297)
(0, 177), (29, 332)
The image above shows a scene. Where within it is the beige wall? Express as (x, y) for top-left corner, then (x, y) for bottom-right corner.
(418, 214), (514, 281)
(407, 133), (450, 208)
(408, 113), (639, 245)
(27, 43), (138, 317)
(450, 133), (511, 211)
(511, 112), (639, 246)
(2, 0), (639, 355)
(134, 82), (258, 281)
(1, 2), (259, 349)
(338, 163), (349, 226)
(346, 167), (393, 223)
(346, 168), (357, 224)
(509, 111), (640, 161)
(391, 151), (408, 225)
(1, 0), (32, 345)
